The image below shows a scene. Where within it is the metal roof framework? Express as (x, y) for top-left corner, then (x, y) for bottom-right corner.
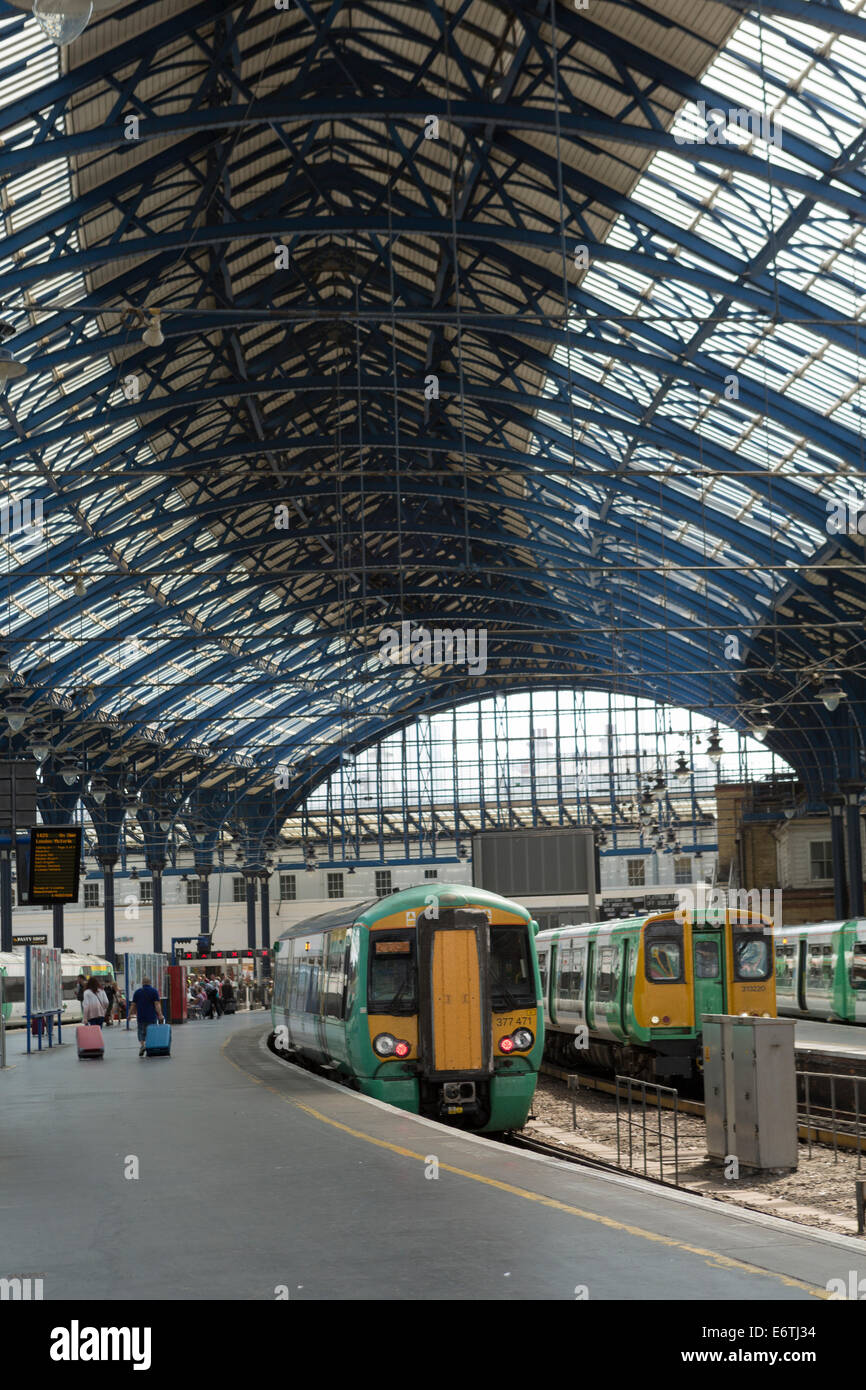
(0, 0), (864, 855)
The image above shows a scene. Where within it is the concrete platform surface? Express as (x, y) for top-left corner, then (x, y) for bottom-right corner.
(2, 1015), (865, 1301)
(795, 1020), (866, 1057)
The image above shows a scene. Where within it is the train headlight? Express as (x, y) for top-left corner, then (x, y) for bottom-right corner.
(651, 1015), (660, 1025)
(394, 1040), (410, 1058)
(499, 1036), (515, 1053)
(373, 1033), (396, 1056)
(512, 1027), (534, 1050)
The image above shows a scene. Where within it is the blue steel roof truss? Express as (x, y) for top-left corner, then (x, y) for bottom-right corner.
(0, 0), (863, 839)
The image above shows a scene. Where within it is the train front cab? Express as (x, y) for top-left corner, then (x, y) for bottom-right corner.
(361, 899), (542, 1133)
(635, 910), (775, 1076)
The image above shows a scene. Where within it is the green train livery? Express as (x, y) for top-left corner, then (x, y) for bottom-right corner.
(773, 920), (866, 1023)
(537, 907), (775, 1081)
(269, 882), (544, 1133)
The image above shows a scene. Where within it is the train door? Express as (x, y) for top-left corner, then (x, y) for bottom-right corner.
(852, 928), (866, 1023)
(417, 908), (491, 1076)
(797, 938), (808, 1013)
(693, 928), (725, 1025)
(804, 936), (834, 1018)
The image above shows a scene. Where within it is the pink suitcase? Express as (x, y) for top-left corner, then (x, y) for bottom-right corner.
(77, 1024), (104, 1059)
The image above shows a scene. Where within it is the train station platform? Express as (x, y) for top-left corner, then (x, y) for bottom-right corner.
(2, 1016), (865, 1301)
(795, 1020), (866, 1060)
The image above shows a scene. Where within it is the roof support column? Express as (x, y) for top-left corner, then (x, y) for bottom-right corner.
(827, 798), (849, 920)
(195, 862), (212, 938)
(841, 784), (864, 919)
(259, 870), (270, 972)
(147, 860), (166, 954)
(243, 868), (258, 953)
(0, 851), (12, 953)
(99, 855), (118, 964)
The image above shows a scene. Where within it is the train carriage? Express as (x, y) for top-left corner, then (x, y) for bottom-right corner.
(537, 907), (775, 1081)
(0, 951), (115, 1027)
(773, 920), (866, 1023)
(269, 882), (543, 1133)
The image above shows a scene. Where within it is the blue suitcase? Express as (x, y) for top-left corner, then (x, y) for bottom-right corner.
(145, 1022), (171, 1057)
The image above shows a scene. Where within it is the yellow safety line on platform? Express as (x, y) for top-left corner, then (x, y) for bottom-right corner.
(221, 1036), (828, 1298)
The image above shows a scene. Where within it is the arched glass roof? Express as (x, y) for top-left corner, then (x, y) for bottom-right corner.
(0, 0), (863, 833)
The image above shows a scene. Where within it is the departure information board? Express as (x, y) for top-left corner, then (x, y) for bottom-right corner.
(27, 826), (82, 905)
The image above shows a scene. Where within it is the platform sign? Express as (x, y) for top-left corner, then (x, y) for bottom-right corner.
(27, 826), (82, 905)
(12, 933), (47, 945)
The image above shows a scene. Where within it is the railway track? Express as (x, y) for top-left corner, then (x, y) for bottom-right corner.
(498, 1129), (683, 1188)
(540, 1061), (866, 1157)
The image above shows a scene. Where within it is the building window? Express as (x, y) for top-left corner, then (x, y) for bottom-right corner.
(138, 879), (153, 905)
(810, 841), (833, 881)
(375, 870), (392, 896)
(185, 878), (200, 905)
(280, 874), (296, 902)
(233, 877), (245, 903)
(626, 859), (646, 887)
(674, 857), (692, 885)
(424, 869), (438, 880)
(84, 882), (100, 909)
(327, 872), (344, 900)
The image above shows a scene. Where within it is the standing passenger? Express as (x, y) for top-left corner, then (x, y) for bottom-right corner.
(82, 979), (109, 1029)
(130, 975), (164, 1057)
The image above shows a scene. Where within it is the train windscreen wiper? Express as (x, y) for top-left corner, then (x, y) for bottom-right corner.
(490, 973), (518, 1010)
(384, 976), (415, 1013)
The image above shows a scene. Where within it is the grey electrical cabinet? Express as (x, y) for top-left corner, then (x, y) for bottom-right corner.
(703, 1015), (798, 1171)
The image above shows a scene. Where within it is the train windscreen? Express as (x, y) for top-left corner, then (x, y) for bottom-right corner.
(369, 933), (417, 1014)
(490, 926), (534, 1010)
(644, 920), (685, 983)
(732, 930), (772, 981)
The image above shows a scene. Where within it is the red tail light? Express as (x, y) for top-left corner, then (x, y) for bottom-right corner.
(499, 1036), (515, 1053)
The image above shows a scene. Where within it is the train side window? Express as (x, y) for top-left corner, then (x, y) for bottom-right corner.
(807, 945), (825, 987)
(344, 931), (360, 1016)
(273, 955), (288, 1009)
(305, 940), (324, 1013)
(573, 946), (585, 998)
(538, 951), (549, 999)
(595, 946), (618, 1002)
(289, 950), (303, 1011)
(774, 943), (794, 985)
(852, 943), (866, 992)
(558, 943), (572, 1002)
(324, 931), (347, 1019)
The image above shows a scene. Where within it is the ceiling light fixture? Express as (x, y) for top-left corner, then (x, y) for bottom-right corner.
(4, 695), (27, 732)
(29, 728), (52, 762)
(32, 0), (93, 46)
(817, 678), (846, 713)
(142, 311), (164, 348)
(89, 775), (108, 805)
(0, 345), (26, 398)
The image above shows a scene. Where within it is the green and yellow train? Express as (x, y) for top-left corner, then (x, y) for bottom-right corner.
(537, 908), (776, 1081)
(269, 882), (544, 1132)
